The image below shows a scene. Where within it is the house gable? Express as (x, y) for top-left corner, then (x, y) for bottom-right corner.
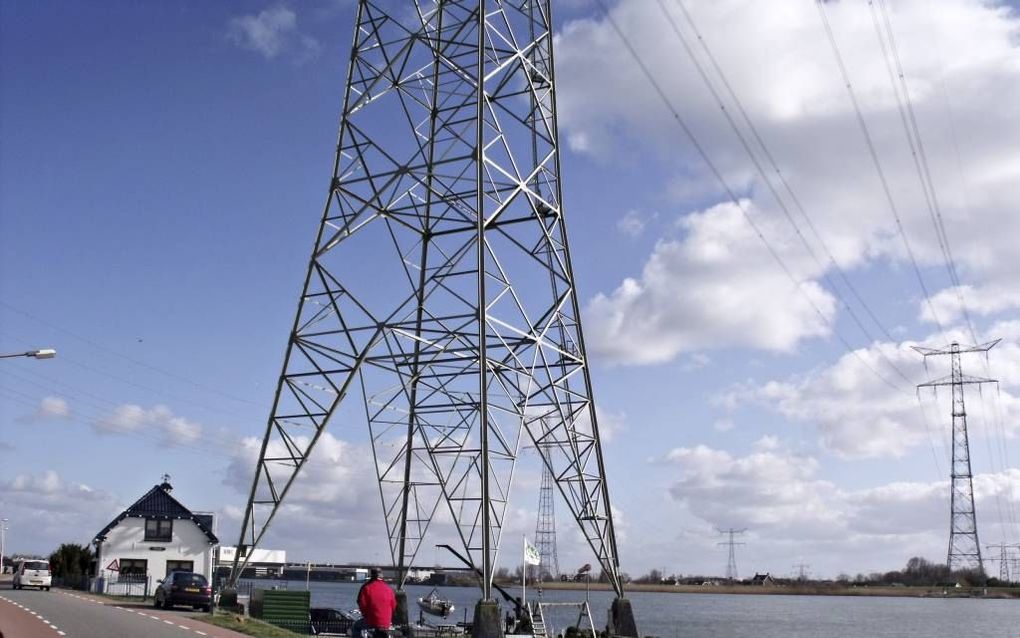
(94, 482), (218, 545)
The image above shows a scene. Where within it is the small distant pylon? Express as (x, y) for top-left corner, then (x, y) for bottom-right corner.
(987, 544), (1020, 582)
(915, 340), (1000, 573)
(793, 563), (811, 581)
(717, 528), (746, 581)
(534, 462), (560, 581)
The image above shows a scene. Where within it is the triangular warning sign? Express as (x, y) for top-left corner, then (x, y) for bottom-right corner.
(106, 559), (119, 571)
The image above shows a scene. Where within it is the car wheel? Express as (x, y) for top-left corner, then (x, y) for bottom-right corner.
(202, 605), (211, 613)
(154, 595), (162, 609)
(45, 587), (51, 592)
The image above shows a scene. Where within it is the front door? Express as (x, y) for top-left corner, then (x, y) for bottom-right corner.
(165, 560), (194, 578)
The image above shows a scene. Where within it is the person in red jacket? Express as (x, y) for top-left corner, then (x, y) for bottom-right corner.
(357, 568), (396, 635)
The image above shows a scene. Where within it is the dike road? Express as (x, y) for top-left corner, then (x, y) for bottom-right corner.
(0, 587), (247, 638)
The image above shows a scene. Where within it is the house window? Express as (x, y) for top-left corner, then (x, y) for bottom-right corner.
(165, 560), (194, 577)
(120, 559), (147, 581)
(144, 518), (173, 542)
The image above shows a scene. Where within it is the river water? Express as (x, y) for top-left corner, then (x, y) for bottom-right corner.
(242, 579), (1018, 637)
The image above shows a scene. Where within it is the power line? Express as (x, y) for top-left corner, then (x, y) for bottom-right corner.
(591, 0), (907, 394)
(869, 0), (978, 343)
(0, 301), (261, 407)
(0, 325), (251, 421)
(814, 0), (948, 340)
(661, 0), (907, 370)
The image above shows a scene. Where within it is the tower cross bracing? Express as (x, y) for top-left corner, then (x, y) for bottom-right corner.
(227, 0), (627, 609)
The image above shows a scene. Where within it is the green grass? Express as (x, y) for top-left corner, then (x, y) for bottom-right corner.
(196, 612), (306, 638)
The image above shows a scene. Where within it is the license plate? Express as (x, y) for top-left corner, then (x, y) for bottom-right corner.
(31, 580), (42, 584)
(185, 587), (200, 593)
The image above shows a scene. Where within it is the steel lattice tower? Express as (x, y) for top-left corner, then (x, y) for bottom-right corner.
(226, 1), (634, 632)
(915, 340), (1000, 573)
(717, 528), (746, 581)
(534, 461), (560, 581)
(987, 544), (1020, 582)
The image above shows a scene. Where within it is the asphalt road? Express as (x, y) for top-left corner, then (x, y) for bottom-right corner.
(0, 587), (246, 638)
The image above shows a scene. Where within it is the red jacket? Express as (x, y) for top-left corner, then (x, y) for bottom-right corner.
(357, 578), (396, 628)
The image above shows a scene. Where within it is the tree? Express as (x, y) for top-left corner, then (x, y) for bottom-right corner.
(49, 543), (94, 581)
(633, 569), (662, 584)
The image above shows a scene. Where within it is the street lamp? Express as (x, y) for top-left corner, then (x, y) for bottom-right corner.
(1, 519), (8, 576)
(0, 349), (56, 360)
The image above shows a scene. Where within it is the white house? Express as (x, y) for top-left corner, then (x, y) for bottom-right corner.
(92, 479), (218, 585)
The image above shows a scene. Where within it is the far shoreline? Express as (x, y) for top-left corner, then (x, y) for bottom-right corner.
(245, 575), (1020, 600)
(501, 580), (1020, 599)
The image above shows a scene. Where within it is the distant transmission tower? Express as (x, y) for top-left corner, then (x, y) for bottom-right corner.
(987, 544), (1020, 582)
(717, 528), (746, 580)
(915, 340), (1000, 572)
(534, 462), (560, 581)
(226, 2), (637, 635)
(793, 563), (811, 581)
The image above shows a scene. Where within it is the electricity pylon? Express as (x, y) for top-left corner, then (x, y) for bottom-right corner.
(986, 544), (1020, 582)
(793, 563), (811, 581)
(227, 1), (634, 634)
(534, 461), (560, 581)
(717, 528), (746, 580)
(915, 340), (1000, 572)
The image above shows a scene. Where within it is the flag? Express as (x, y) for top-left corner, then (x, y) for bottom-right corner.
(524, 537), (541, 566)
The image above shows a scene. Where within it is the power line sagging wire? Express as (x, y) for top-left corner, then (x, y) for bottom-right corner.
(590, 0), (906, 393)
(814, 0), (948, 340)
(870, 0), (978, 344)
(0, 301), (261, 407)
(656, 0), (913, 387)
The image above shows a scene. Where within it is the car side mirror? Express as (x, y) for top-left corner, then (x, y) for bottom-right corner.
(157, 579), (163, 584)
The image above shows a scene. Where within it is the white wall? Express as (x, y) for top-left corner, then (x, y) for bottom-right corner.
(96, 518), (215, 581)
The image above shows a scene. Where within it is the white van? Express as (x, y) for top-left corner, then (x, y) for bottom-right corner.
(13, 560), (52, 591)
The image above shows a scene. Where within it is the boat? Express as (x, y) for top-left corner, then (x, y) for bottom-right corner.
(417, 588), (455, 618)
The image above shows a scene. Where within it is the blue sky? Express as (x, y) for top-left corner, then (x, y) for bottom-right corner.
(2, 0), (1019, 579)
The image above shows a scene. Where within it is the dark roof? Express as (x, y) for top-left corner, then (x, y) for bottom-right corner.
(93, 483), (218, 544)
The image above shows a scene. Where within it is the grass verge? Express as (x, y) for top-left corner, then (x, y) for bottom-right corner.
(196, 612), (305, 638)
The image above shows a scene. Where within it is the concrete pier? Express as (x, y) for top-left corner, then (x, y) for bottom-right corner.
(471, 599), (503, 638)
(608, 597), (638, 637)
(394, 590), (409, 627)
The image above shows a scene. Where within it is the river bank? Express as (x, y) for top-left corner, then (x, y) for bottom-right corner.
(499, 580), (1020, 599)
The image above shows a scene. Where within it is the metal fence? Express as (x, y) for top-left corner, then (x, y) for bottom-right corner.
(268, 618), (353, 636)
(90, 570), (152, 598)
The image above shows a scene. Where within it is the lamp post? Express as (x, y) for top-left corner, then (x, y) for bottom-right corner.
(1, 518), (8, 576)
(0, 349), (56, 360)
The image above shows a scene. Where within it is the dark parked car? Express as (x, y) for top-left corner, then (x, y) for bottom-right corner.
(310, 607), (360, 636)
(153, 571), (212, 611)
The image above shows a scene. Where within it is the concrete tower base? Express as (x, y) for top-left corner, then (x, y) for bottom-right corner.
(394, 590), (409, 627)
(607, 597), (638, 637)
(471, 599), (503, 638)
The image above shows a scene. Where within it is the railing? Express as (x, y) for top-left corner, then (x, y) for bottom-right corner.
(89, 570), (152, 598)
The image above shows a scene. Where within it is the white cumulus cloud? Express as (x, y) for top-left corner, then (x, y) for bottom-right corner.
(585, 200), (836, 364)
(227, 6), (321, 62)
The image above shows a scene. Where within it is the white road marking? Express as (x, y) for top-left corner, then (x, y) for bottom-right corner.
(164, 619), (175, 624)
(195, 631), (208, 636)
(178, 624), (190, 629)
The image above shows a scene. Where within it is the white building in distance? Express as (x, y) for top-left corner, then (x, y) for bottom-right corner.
(92, 479), (218, 585)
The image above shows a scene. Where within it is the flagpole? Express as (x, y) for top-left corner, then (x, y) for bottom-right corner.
(522, 535), (527, 612)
